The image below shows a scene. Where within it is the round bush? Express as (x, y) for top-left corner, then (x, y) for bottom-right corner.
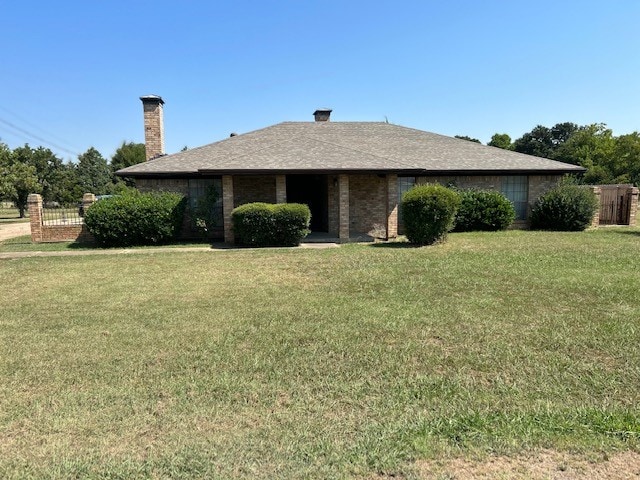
(84, 191), (186, 247)
(529, 184), (598, 231)
(401, 184), (461, 245)
(454, 189), (515, 232)
(232, 202), (310, 247)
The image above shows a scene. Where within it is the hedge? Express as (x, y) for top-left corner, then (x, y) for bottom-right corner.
(232, 202), (311, 247)
(401, 184), (460, 245)
(454, 189), (515, 232)
(84, 191), (186, 247)
(529, 184), (598, 231)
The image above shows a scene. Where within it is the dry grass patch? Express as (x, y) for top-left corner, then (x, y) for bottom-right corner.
(415, 449), (640, 479)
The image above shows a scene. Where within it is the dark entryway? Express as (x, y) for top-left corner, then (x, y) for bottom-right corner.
(286, 175), (328, 232)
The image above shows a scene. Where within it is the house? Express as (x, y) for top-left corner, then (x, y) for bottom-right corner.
(117, 96), (585, 242)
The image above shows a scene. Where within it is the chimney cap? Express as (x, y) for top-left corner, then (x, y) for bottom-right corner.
(140, 95), (164, 104)
(313, 108), (332, 122)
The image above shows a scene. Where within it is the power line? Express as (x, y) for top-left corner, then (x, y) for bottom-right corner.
(0, 105), (81, 151)
(0, 118), (81, 157)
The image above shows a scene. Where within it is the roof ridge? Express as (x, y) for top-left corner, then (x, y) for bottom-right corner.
(297, 131), (420, 170)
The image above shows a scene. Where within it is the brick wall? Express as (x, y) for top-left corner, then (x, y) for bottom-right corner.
(136, 178), (189, 194)
(349, 174), (387, 236)
(28, 193), (95, 243)
(233, 176), (277, 206)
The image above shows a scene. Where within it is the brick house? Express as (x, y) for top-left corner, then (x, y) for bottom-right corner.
(117, 96), (585, 242)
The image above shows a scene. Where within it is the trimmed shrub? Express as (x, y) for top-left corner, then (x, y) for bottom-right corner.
(232, 202), (310, 247)
(401, 184), (461, 245)
(454, 189), (515, 232)
(529, 184), (598, 231)
(84, 191), (186, 247)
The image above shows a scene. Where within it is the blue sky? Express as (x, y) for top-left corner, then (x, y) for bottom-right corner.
(1, 1), (638, 162)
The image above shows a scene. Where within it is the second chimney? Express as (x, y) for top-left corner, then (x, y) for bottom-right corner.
(140, 95), (165, 160)
(313, 108), (332, 122)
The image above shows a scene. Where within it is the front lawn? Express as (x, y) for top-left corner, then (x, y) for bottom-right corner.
(1, 229), (639, 478)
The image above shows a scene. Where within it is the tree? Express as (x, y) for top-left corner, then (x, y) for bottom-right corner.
(10, 144), (64, 203)
(110, 141), (145, 172)
(76, 147), (111, 195)
(0, 162), (42, 217)
(513, 122), (579, 159)
(454, 135), (481, 144)
(110, 141), (145, 187)
(554, 124), (616, 183)
(487, 133), (512, 150)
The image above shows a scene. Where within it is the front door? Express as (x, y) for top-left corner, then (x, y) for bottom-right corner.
(286, 175), (328, 232)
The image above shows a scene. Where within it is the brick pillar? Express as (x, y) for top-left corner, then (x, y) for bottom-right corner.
(590, 186), (601, 228)
(628, 186), (639, 227)
(27, 193), (43, 242)
(82, 193), (96, 212)
(338, 174), (349, 242)
(275, 175), (287, 203)
(222, 175), (234, 244)
(386, 174), (398, 239)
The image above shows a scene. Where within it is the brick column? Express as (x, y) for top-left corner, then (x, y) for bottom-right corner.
(27, 193), (43, 242)
(222, 175), (235, 244)
(275, 175), (287, 203)
(628, 186), (639, 227)
(386, 174), (398, 239)
(338, 174), (349, 242)
(590, 186), (601, 228)
(82, 193), (96, 212)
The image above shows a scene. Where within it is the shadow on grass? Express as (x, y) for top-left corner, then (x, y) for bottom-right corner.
(367, 241), (423, 249)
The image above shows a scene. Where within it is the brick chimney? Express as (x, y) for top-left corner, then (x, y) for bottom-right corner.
(140, 95), (165, 160)
(313, 109), (332, 122)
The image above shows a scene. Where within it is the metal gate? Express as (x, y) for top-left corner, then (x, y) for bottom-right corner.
(599, 185), (632, 225)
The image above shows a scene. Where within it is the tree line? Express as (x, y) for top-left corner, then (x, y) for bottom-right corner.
(0, 142), (145, 216)
(459, 122), (640, 187)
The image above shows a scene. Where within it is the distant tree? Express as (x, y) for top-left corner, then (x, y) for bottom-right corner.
(513, 123), (579, 159)
(488, 133), (513, 150)
(110, 141), (145, 187)
(110, 141), (146, 172)
(455, 135), (481, 144)
(554, 124), (616, 183)
(0, 161), (41, 217)
(76, 147), (111, 195)
(612, 132), (640, 186)
(10, 144), (64, 203)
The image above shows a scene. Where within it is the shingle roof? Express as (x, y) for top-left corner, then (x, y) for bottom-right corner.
(117, 121), (585, 177)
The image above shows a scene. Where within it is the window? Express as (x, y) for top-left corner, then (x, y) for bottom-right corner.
(188, 178), (223, 227)
(398, 176), (416, 204)
(501, 176), (528, 219)
(397, 177), (416, 229)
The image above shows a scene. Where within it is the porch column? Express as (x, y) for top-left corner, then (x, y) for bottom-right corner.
(275, 175), (287, 203)
(386, 174), (398, 239)
(338, 174), (349, 242)
(222, 175), (235, 243)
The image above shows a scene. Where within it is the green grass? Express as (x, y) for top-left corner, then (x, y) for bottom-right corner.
(0, 235), (214, 253)
(1, 229), (639, 478)
(0, 207), (29, 223)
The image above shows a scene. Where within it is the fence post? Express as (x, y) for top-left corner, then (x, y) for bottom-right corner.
(27, 194), (43, 242)
(628, 186), (639, 227)
(590, 186), (601, 228)
(82, 193), (96, 213)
